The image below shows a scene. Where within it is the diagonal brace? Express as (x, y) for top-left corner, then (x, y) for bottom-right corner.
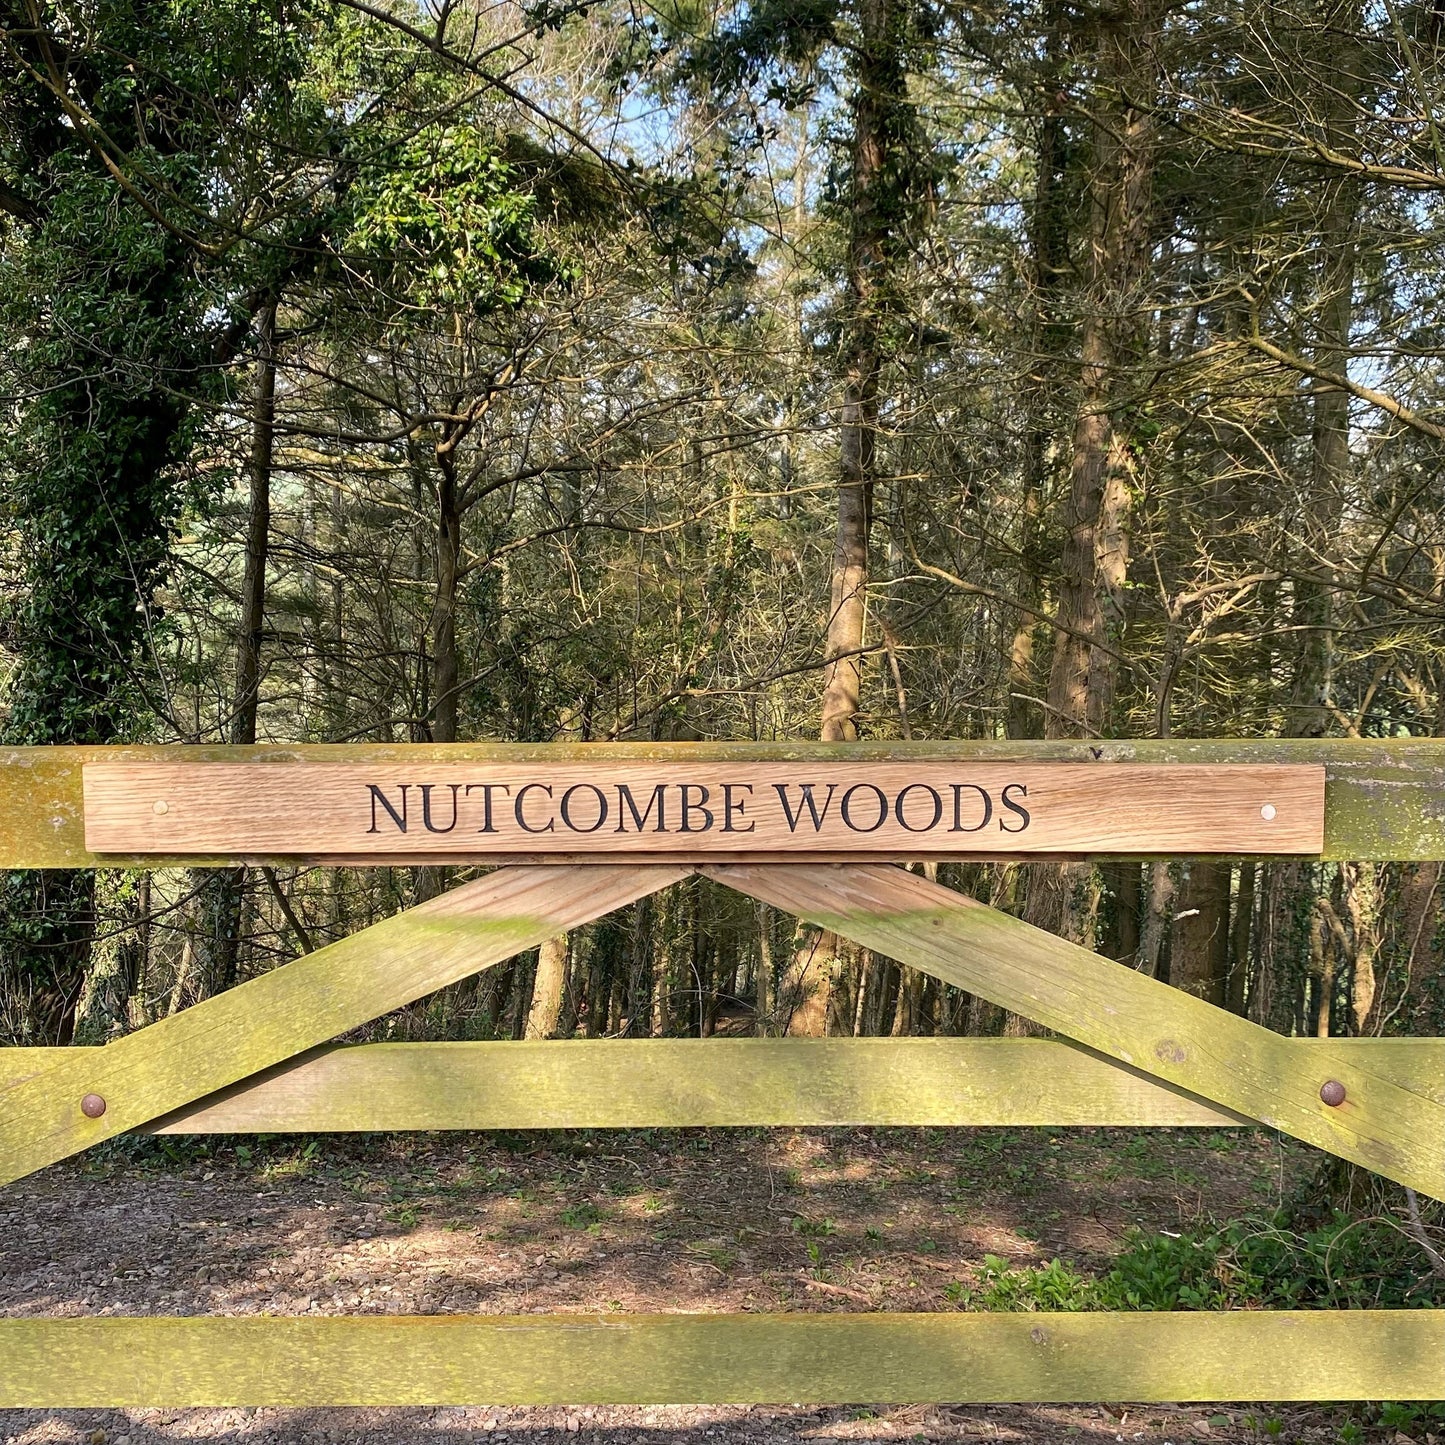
(705, 862), (1445, 1199)
(0, 864), (689, 1186)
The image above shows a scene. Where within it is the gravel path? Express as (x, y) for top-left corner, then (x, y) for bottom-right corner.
(1, 1126), (1332, 1445)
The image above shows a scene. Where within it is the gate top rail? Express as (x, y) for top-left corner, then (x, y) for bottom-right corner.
(2, 739), (1443, 866)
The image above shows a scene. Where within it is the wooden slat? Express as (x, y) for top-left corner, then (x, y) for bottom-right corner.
(705, 864), (1445, 1199)
(1, 740), (1442, 865)
(82, 761), (1324, 860)
(0, 866), (687, 1187)
(0, 1311), (1440, 1406)
(3, 1037), (1441, 1132)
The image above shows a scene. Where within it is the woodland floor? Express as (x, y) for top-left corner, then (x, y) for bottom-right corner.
(0, 1124), (1410, 1445)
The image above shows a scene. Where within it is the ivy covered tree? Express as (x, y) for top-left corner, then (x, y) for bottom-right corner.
(0, 0), (580, 1037)
(0, 1), (317, 1037)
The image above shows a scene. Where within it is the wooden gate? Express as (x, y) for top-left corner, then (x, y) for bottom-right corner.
(2, 741), (1442, 1406)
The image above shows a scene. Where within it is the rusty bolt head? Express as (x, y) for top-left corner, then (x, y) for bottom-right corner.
(1319, 1079), (1347, 1108)
(80, 1093), (107, 1119)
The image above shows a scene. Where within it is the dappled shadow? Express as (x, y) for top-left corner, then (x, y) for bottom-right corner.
(0, 1126), (1308, 1324)
(0, 1402), (1306, 1445)
(0, 1128), (1326, 1444)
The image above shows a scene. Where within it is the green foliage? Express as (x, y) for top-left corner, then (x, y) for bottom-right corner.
(1370, 1402), (1445, 1434)
(345, 122), (567, 316)
(0, 870), (95, 1044)
(791, 1215), (839, 1237)
(951, 1211), (1445, 1313)
(0, 4), (321, 1040)
(678, 0), (840, 100)
(0, 2), (576, 1038)
(0, 2), (301, 1036)
(954, 1254), (1098, 1311)
(559, 1200), (606, 1228)
(1, 166), (210, 746)
(1104, 1211), (1444, 1311)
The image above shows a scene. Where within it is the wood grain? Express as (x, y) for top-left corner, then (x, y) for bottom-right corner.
(82, 761), (1324, 860)
(3, 1037), (1441, 1132)
(0, 865), (687, 1187)
(0, 740), (1436, 864)
(705, 863), (1445, 1199)
(0, 1311), (1439, 1406)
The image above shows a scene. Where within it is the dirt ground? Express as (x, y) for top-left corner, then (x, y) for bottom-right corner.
(0, 1124), (1390, 1445)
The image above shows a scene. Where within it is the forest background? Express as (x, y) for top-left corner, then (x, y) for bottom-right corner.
(1, 0), (1442, 1120)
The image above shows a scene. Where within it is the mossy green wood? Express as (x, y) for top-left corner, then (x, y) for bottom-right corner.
(0, 1311), (1440, 1406)
(0, 865), (687, 1187)
(3, 1037), (1442, 1131)
(4, 740), (1445, 864)
(706, 864), (1445, 1199)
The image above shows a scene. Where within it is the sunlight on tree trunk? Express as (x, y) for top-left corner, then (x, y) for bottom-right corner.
(525, 934), (570, 1040)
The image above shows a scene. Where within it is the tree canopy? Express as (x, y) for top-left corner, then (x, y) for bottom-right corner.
(0, 0), (1442, 1078)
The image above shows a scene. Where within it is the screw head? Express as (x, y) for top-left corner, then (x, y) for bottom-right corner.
(152, 800), (169, 815)
(1260, 803), (1277, 821)
(80, 1093), (107, 1119)
(1319, 1079), (1347, 1107)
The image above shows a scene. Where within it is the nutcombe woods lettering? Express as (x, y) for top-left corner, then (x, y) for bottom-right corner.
(364, 779), (1033, 837)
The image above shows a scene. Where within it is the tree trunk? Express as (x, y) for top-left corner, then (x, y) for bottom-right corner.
(816, 0), (900, 743)
(1260, 42), (1361, 1037)
(1008, 7), (1071, 742)
(189, 299), (276, 1001)
(431, 447), (463, 746)
(1395, 862), (1443, 1032)
(234, 301), (275, 747)
(819, 422), (874, 741)
(1227, 863), (1254, 1016)
(1041, 0), (1156, 746)
(779, 106), (811, 521)
(1101, 862), (1142, 961)
(755, 902), (776, 1034)
(525, 934), (569, 1039)
(1287, 171), (1356, 740)
(1134, 861), (1176, 979)
(1024, 0), (1158, 954)
(789, 0), (909, 1036)
(411, 441), (464, 907)
(1169, 861), (1231, 1005)
(779, 924), (829, 1035)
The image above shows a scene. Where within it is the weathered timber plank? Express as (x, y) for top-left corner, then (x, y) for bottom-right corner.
(0, 1311), (1439, 1406)
(83, 761), (1324, 859)
(2, 740), (1442, 865)
(0, 865), (687, 1187)
(705, 864), (1445, 1199)
(1, 1037), (1441, 1132)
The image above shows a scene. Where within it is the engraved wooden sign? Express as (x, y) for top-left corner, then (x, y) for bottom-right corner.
(82, 761), (1326, 859)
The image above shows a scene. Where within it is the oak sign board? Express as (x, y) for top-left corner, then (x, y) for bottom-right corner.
(82, 762), (1326, 860)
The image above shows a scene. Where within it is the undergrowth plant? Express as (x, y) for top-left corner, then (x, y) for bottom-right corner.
(955, 1210), (1444, 1312)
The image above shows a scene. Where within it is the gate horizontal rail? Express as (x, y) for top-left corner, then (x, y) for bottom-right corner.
(4, 1037), (1443, 1133)
(3, 739), (1444, 863)
(1, 1312), (1441, 1406)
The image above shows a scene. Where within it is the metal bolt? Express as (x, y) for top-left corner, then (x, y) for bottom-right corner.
(1319, 1079), (1347, 1108)
(1260, 803), (1277, 821)
(80, 1093), (107, 1119)
(152, 800), (169, 815)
